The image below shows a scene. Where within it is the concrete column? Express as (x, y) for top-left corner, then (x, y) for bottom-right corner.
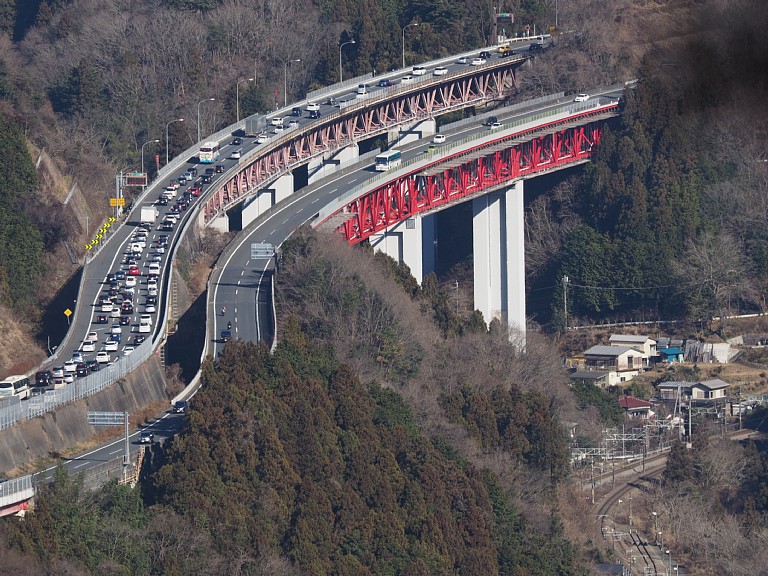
(472, 180), (526, 339)
(241, 173), (294, 228)
(394, 118), (437, 147)
(208, 214), (230, 233)
(307, 144), (360, 184)
(369, 213), (435, 283)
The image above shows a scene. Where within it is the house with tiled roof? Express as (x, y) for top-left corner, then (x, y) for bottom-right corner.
(609, 334), (657, 366)
(656, 379), (730, 403)
(580, 345), (644, 385)
(619, 396), (655, 420)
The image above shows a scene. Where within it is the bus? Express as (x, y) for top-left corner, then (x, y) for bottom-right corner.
(375, 149), (402, 172)
(0, 375), (30, 400)
(198, 141), (221, 164)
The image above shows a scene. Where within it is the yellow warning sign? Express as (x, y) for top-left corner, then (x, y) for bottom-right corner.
(109, 198), (126, 207)
(64, 308), (72, 317)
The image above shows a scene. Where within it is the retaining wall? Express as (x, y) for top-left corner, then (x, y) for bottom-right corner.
(0, 356), (168, 473)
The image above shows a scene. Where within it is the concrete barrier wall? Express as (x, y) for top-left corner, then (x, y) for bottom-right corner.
(0, 356), (168, 473)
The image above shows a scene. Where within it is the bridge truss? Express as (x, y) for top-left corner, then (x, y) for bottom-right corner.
(338, 105), (619, 243)
(202, 59), (526, 223)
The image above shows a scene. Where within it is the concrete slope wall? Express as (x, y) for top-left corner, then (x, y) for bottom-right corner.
(0, 356), (168, 473)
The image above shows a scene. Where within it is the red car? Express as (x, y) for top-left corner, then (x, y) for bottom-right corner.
(189, 186), (201, 196)
(128, 266), (141, 276)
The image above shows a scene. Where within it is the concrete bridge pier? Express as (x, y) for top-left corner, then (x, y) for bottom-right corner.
(241, 173), (294, 228)
(308, 144), (360, 184)
(391, 118), (437, 148)
(472, 180), (526, 339)
(369, 213), (436, 282)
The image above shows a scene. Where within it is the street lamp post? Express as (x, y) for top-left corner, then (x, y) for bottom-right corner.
(402, 22), (419, 69)
(666, 550), (672, 575)
(141, 139), (160, 175)
(283, 59), (301, 108)
(652, 511), (658, 545)
(339, 40), (355, 83)
(237, 78), (254, 123)
(197, 98), (216, 142)
(165, 118), (184, 165)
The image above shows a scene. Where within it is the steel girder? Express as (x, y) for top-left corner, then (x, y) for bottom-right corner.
(340, 107), (618, 244)
(202, 61), (524, 223)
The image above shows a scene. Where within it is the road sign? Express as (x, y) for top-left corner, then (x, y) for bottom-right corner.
(109, 198), (126, 207)
(525, 24), (530, 31)
(64, 308), (72, 317)
(125, 173), (148, 187)
(87, 411), (126, 426)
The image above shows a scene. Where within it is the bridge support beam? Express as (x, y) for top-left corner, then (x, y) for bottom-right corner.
(308, 144), (360, 184)
(241, 173), (294, 229)
(472, 180), (525, 339)
(369, 213), (435, 283)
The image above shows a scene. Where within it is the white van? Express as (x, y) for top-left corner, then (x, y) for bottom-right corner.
(357, 83), (368, 95)
(147, 263), (161, 277)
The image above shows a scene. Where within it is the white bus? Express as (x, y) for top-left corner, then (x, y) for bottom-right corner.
(198, 141), (221, 164)
(375, 149), (402, 171)
(0, 375), (30, 400)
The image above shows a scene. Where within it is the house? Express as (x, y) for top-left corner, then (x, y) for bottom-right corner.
(656, 379), (730, 403)
(581, 345), (643, 385)
(569, 370), (610, 388)
(619, 396), (655, 420)
(658, 347), (684, 363)
(609, 334), (657, 366)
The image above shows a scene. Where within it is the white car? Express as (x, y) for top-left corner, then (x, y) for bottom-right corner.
(140, 314), (153, 326)
(105, 340), (118, 352)
(145, 303), (156, 313)
(125, 275), (136, 287)
(96, 350), (110, 364)
(139, 319), (151, 334)
(231, 149), (242, 159)
(51, 366), (65, 378)
(433, 66), (448, 76)
(63, 372), (75, 383)
(457, 56), (469, 64)
(433, 134), (446, 144)
(471, 57), (485, 66)
(87, 331), (98, 342)
(306, 102), (320, 112)
(147, 286), (158, 297)
(111, 323), (122, 335)
(489, 121), (502, 129)
(257, 133), (269, 144)
(574, 93), (589, 102)
(270, 117), (284, 126)
(63, 360), (77, 373)
(81, 340), (96, 352)
(71, 351), (85, 364)
(273, 125), (285, 134)
(412, 66), (426, 76)
(401, 75), (414, 83)
(123, 346), (135, 356)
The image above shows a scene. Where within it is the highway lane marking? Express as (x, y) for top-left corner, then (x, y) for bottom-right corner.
(235, 289), (238, 295)
(237, 280), (241, 285)
(311, 197), (320, 203)
(240, 270), (245, 276)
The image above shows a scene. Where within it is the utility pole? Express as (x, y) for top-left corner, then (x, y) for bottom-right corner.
(563, 275), (570, 331)
(738, 387), (743, 431)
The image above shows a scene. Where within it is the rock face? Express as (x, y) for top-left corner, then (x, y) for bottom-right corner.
(0, 355), (168, 474)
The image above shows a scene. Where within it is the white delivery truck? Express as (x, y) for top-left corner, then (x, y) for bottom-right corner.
(140, 205), (158, 226)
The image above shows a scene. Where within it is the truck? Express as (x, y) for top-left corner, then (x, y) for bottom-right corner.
(245, 115), (267, 138)
(140, 205), (158, 226)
